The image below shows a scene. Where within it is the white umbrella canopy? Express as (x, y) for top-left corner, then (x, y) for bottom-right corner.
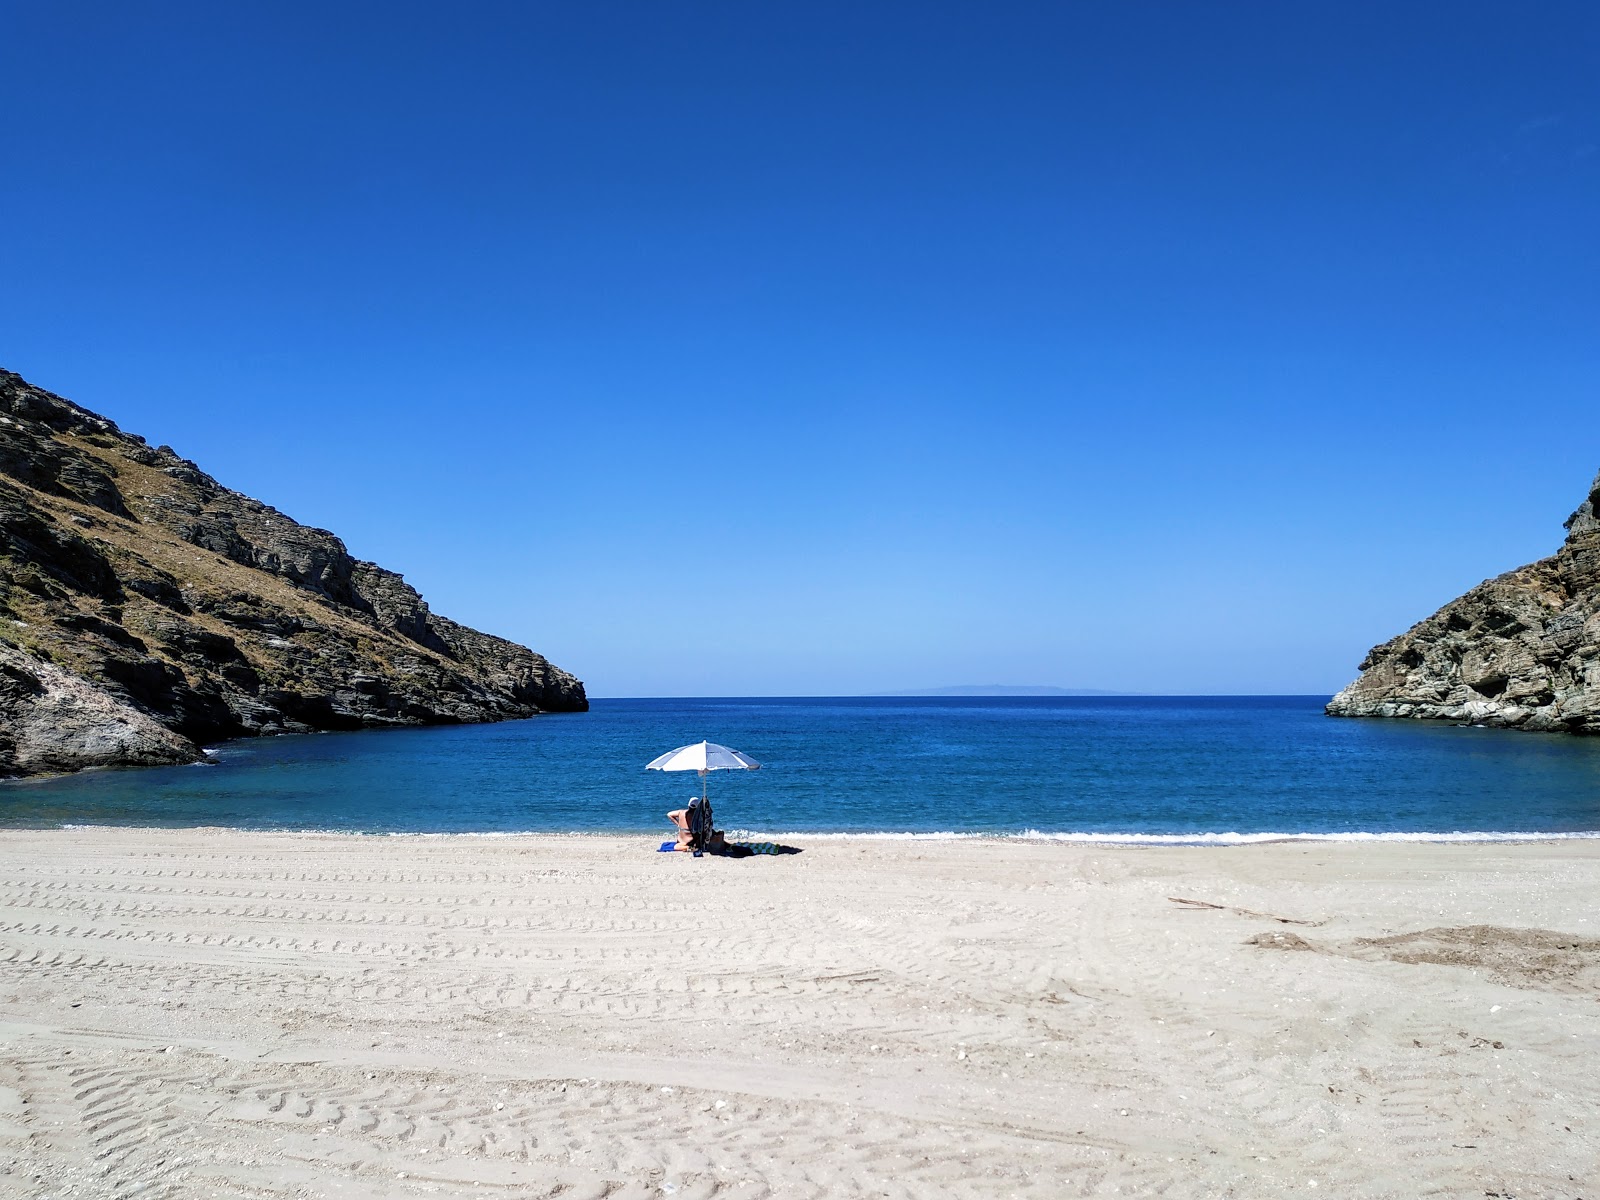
(645, 740), (761, 810)
(645, 741), (762, 773)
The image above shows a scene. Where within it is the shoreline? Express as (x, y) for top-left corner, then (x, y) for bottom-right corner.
(11, 821), (1600, 843)
(3, 829), (1597, 1197)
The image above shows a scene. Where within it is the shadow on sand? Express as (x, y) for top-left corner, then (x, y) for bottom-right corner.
(716, 841), (803, 857)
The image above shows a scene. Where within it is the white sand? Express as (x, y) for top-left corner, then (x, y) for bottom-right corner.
(1, 829), (1596, 1198)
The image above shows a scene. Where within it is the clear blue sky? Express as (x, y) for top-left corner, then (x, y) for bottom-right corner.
(3, 3), (1596, 696)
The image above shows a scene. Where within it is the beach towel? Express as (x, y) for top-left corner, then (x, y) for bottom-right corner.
(657, 840), (797, 857)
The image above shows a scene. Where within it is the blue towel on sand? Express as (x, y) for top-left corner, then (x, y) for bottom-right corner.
(658, 840), (792, 856)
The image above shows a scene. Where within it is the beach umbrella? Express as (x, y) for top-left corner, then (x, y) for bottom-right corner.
(645, 740), (761, 809)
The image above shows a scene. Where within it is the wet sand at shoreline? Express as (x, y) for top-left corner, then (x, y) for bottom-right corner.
(1, 829), (1596, 1197)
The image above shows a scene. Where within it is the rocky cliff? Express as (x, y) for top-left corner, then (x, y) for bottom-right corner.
(0, 368), (586, 776)
(1326, 468), (1600, 733)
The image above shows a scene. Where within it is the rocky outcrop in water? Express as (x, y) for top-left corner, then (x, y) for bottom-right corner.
(0, 368), (586, 776)
(1326, 469), (1600, 734)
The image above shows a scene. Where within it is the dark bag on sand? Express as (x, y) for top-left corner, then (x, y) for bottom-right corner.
(686, 796), (715, 856)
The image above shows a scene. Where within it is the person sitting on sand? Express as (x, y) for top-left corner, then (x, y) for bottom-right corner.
(666, 804), (726, 853)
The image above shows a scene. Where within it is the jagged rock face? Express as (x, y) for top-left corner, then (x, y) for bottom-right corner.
(0, 368), (586, 776)
(1327, 469), (1600, 734)
(0, 641), (197, 774)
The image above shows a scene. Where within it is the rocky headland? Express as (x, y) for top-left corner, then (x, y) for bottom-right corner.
(1327, 468), (1600, 733)
(0, 368), (586, 776)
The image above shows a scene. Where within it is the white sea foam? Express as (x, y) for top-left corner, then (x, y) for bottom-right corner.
(751, 830), (985, 841)
(48, 824), (1600, 843)
(377, 830), (610, 839)
(765, 829), (1600, 845)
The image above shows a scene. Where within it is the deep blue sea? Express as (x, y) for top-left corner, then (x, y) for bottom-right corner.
(4, 696), (1600, 841)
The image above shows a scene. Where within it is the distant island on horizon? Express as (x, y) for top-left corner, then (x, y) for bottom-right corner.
(872, 685), (1139, 697)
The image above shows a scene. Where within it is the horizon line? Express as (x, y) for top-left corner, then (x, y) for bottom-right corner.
(581, 692), (1339, 700)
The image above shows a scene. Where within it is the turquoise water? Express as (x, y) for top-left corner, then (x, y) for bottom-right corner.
(4, 697), (1600, 839)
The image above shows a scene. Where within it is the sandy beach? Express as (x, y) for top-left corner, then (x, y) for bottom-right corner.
(1, 830), (1596, 1198)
